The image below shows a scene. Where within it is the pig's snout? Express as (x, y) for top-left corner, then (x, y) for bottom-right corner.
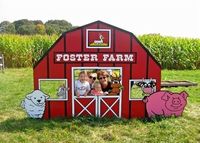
(143, 87), (152, 93)
(172, 98), (181, 105)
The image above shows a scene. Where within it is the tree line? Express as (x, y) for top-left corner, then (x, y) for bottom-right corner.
(0, 19), (77, 35)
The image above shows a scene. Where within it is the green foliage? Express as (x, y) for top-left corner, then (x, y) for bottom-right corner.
(17, 24), (36, 35)
(139, 34), (200, 69)
(0, 21), (16, 34)
(0, 34), (58, 67)
(35, 24), (46, 35)
(31, 34), (58, 64)
(13, 19), (34, 33)
(45, 23), (60, 35)
(0, 34), (199, 69)
(31, 20), (43, 25)
(45, 20), (73, 35)
(0, 19), (74, 35)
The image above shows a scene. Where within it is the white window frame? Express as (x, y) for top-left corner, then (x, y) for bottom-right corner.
(129, 79), (156, 101)
(39, 78), (68, 101)
(72, 67), (122, 117)
(86, 29), (111, 49)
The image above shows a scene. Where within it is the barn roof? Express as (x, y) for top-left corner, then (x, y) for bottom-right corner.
(34, 20), (161, 68)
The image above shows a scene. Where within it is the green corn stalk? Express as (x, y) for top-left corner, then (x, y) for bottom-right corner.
(0, 34), (199, 69)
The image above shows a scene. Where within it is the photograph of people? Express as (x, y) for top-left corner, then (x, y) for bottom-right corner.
(90, 81), (105, 96)
(87, 72), (97, 89)
(75, 71), (90, 97)
(97, 70), (112, 93)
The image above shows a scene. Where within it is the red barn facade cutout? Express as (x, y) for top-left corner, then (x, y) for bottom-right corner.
(33, 21), (161, 119)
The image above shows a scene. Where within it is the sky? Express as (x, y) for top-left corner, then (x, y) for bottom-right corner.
(0, 0), (200, 38)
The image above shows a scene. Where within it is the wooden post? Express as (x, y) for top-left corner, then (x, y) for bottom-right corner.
(0, 53), (4, 73)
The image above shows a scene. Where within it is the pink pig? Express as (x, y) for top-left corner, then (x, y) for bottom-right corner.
(143, 91), (188, 117)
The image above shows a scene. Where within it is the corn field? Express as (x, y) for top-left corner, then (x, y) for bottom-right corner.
(0, 34), (58, 67)
(139, 34), (200, 69)
(0, 34), (199, 69)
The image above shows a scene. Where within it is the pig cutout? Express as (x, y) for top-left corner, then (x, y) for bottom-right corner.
(143, 91), (188, 117)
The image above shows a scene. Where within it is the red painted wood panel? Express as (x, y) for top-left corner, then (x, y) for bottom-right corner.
(130, 100), (146, 118)
(98, 63), (114, 67)
(50, 101), (65, 118)
(48, 37), (65, 78)
(43, 101), (49, 119)
(83, 63), (98, 67)
(115, 64), (130, 118)
(148, 57), (161, 91)
(131, 38), (147, 79)
(74, 98), (96, 116)
(115, 30), (131, 52)
(100, 98), (119, 117)
(66, 29), (82, 52)
(34, 57), (47, 89)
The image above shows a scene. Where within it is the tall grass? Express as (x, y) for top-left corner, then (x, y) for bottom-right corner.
(139, 34), (200, 69)
(0, 34), (58, 67)
(0, 34), (199, 69)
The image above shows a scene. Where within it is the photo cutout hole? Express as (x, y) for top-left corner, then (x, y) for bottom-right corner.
(39, 79), (68, 100)
(130, 79), (156, 99)
(73, 68), (122, 97)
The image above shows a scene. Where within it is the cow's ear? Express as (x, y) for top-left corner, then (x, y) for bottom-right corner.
(26, 93), (32, 100)
(151, 81), (156, 86)
(137, 82), (143, 87)
(180, 91), (188, 100)
(161, 92), (171, 101)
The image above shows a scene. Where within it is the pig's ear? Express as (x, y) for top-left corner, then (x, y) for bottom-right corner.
(180, 91), (188, 100)
(161, 92), (171, 101)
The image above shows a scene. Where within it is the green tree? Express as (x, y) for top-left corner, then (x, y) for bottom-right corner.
(17, 24), (36, 35)
(35, 24), (46, 35)
(45, 24), (59, 35)
(31, 20), (43, 25)
(45, 20), (73, 35)
(13, 19), (33, 30)
(0, 21), (16, 34)
(0, 19), (75, 35)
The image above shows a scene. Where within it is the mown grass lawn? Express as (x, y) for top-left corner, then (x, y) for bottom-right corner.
(0, 68), (199, 143)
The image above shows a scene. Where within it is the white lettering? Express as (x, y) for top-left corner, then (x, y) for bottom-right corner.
(56, 54), (63, 61)
(124, 54), (134, 61)
(90, 54), (98, 61)
(103, 54), (109, 61)
(108, 54), (115, 61)
(63, 54), (69, 61)
(83, 54), (90, 61)
(116, 54), (123, 61)
(70, 54), (76, 61)
(76, 54), (83, 61)
(55, 53), (135, 63)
